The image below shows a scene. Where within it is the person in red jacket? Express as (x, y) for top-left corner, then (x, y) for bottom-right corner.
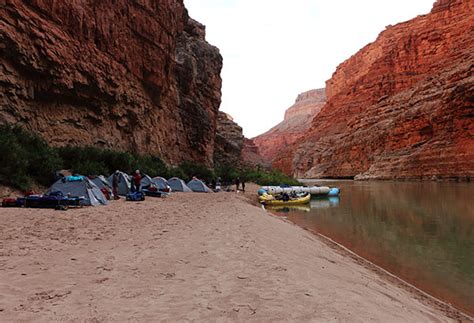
(132, 169), (142, 192)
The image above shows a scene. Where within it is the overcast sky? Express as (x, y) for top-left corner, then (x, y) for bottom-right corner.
(184, 0), (435, 138)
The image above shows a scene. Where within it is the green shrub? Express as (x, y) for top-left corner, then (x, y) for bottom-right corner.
(215, 163), (300, 187)
(0, 125), (61, 190)
(56, 146), (169, 178)
(176, 161), (215, 182)
(132, 154), (168, 178)
(167, 166), (186, 181)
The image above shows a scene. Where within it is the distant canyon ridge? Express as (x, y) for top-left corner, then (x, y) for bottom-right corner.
(251, 0), (473, 180)
(251, 89), (326, 166)
(1, 0), (473, 179)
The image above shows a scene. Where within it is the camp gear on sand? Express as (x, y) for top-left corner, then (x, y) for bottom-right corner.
(142, 188), (165, 197)
(21, 195), (69, 209)
(17, 192), (85, 209)
(2, 198), (21, 207)
(126, 191), (145, 201)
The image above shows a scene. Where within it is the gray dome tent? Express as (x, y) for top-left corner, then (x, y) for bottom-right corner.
(168, 177), (192, 192)
(152, 176), (170, 191)
(107, 171), (131, 196)
(47, 176), (108, 206)
(140, 174), (154, 188)
(187, 179), (212, 193)
(91, 175), (113, 195)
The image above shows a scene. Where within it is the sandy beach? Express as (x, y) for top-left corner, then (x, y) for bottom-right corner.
(0, 185), (469, 321)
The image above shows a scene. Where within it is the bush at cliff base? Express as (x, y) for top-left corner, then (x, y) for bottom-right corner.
(215, 163), (300, 187)
(57, 146), (168, 177)
(178, 161), (215, 183)
(0, 124), (61, 191)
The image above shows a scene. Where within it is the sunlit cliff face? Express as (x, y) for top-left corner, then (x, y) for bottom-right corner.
(272, 0), (474, 180)
(252, 89), (326, 163)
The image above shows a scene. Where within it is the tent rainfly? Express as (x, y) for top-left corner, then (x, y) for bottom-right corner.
(107, 171), (131, 196)
(168, 177), (192, 192)
(91, 175), (112, 191)
(47, 175), (108, 206)
(187, 179), (212, 193)
(152, 176), (171, 191)
(140, 174), (155, 188)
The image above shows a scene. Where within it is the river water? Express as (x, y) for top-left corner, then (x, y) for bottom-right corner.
(265, 180), (474, 316)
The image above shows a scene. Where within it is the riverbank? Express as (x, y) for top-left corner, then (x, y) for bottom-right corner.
(0, 186), (468, 321)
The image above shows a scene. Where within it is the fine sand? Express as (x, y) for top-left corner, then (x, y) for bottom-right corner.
(0, 185), (469, 321)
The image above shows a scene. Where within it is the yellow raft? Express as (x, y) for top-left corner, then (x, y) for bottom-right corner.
(259, 193), (311, 206)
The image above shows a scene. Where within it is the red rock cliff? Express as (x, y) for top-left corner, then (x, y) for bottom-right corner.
(252, 88), (326, 162)
(0, 0), (222, 167)
(274, 0), (474, 180)
(213, 111), (244, 166)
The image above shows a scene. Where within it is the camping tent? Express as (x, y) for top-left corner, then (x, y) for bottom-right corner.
(47, 175), (108, 206)
(91, 175), (113, 199)
(187, 179), (212, 193)
(140, 174), (154, 188)
(168, 177), (192, 192)
(107, 171), (131, 196)
(152, 176), (171, 191)
(91, 175), (112, 191)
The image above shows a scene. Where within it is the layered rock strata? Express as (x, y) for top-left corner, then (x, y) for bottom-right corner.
(241, 138), (270, 168)
(252, 88), (326, 162)
(213, 112), (244, 166)
(0, 0), (222, 167)
(273, 0), (473, 180)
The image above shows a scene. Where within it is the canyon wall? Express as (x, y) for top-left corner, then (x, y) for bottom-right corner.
(0, 0), (222, 167)
(252, 88), (326, 162)
(241, 138), (270, 168)
(274, 0), (473, 180)
(213, 112), (244, 167)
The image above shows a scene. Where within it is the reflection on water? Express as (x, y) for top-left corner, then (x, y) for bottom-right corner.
(265, 205), (311, 213)
(266, 181), (474, 316)
(311, 196), (340, 209)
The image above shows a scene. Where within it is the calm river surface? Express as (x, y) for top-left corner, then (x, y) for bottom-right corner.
(266, 181), (474, 316)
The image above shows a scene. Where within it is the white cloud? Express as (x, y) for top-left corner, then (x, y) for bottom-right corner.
(184, 0), (434, 137)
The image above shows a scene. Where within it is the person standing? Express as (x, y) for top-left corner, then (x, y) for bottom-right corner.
(112, 170), (120, 199)
(132, 169), (142, 192)
(241, 179), (246, 192)
(235, 177), (240, 192)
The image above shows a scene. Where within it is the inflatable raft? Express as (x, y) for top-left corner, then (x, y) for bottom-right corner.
(259, 193), (311, 206)
(259, 186), (340, 197)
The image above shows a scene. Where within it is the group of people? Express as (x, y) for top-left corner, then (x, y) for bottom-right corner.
(111, 169), (142, 200)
